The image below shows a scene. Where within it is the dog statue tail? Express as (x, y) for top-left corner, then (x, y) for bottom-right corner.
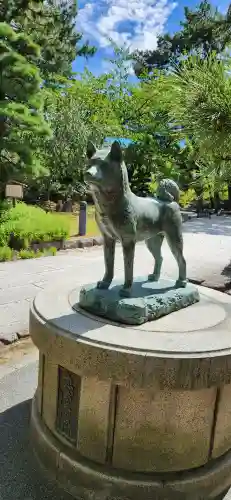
(156, 178), (180, 203)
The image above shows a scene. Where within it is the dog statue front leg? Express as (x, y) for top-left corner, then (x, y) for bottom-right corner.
(120, 241), (135, 297)
(97, 236), (116, 290)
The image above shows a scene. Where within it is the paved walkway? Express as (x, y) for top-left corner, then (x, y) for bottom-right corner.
(1, 216), (231, 343)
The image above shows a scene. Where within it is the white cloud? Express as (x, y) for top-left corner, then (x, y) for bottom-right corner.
(78, 0), (177, 52)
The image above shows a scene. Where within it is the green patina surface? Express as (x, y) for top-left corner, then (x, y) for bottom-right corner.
(84, 141), (187, 298)
(78, 278), (200, 326)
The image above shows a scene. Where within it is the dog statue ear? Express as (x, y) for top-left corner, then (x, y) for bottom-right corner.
(110, 141), (123, 162)
(87, 141), (96, 159)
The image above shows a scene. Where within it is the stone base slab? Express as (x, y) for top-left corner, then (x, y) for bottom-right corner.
(78, 278), (200, 325)
(31, 395), (231, 500)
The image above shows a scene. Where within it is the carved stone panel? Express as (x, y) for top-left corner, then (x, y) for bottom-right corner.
(56, 366), (81, 444)
(112, 386), (216, 472)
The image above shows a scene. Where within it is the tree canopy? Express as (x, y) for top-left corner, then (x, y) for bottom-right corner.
(147, 55), (231, 188)
(0, 22), (50, 187)
(32, 74), (124, 199)
(1, 0), (96, 81)
(3, 0), (231, 205)
(0, 0), (96, 192)
(134, 1), (231, 76)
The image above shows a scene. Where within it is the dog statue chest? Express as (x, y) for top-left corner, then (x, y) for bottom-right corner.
(91, 190), (118, 239)
(95, 210), (116, 238)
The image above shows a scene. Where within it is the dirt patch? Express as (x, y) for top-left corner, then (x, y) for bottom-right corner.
(0, 337), (36, 364)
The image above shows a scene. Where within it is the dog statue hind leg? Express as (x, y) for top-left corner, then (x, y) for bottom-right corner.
(146, 233), (164, 282)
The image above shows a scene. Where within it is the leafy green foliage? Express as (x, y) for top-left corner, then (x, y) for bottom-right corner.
(179, 188), (196, 208)
(0, 0), (97, 194)
(0, 22), (50, 186)
(151, 55), (231, 184)
(18, 247), (56, 259)
(0, 246), (13, 261)
(134, 0), (231, 75)
(160, 56), (231, 142)
(0, 202), (69, 248)
(0, 245), (58, 262)
(47, 246), (57, 256)
(18, 248), (39, 259)
(1, 0), (96, 82)
(125, 143), (152, 195)
(31, 73), (124, 199)
(0, 0), (42, 24)
(24, 0), (96, 81)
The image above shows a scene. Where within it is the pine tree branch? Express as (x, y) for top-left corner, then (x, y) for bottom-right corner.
(0, 152), (17, 166)
(121, 98), (152, 125)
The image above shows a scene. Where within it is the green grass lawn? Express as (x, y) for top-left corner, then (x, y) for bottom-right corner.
(54, 206), (100, 238)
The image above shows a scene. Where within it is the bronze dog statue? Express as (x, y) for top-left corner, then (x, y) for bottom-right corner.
(85, 140), (187, 297)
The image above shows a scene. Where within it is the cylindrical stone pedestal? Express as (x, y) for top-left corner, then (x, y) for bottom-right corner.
(30, 280), (231, 500)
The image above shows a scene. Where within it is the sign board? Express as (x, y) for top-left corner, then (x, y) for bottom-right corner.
(5, 184), (23, 199)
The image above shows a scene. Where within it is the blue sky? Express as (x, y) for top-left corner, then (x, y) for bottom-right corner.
(74, 0), (230, 76)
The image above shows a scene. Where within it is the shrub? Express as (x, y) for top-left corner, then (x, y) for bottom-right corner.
(47, 246), (57, 256)
(0, 246), (13, 262)
(19, 249), (36, 259)
(0, 237), (59, 262)
(0, 199), (12, 216)
(19, 247), (57, 259)
(0, 202), (69, 249)
(179, 188), (196, 208)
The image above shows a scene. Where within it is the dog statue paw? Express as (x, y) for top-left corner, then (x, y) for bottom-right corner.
(175, 279), (187, 289)
(119, 287), (131, 298)
(97, 280), (111, 290)
(148, 273), (160, 282)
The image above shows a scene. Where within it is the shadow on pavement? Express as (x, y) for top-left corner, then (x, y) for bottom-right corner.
(0, 399), (72, 500)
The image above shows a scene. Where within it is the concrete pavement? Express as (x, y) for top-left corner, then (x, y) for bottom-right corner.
(1, 215), (231, 344)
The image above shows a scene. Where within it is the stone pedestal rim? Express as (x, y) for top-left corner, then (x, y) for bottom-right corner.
(30, 280), (231, 389)
(32, 278), (231, 357)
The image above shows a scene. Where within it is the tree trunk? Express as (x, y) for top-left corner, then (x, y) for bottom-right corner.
(214, 191), (221, 214)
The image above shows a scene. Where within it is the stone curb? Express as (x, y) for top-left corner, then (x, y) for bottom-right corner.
(0, 329), (29, 347)
(181, 211), (197, 222)
(190, 278), (231, 294)
(64, 235), (103, 250)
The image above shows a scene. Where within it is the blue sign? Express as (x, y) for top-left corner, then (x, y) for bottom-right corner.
(104, 137), (134, 147)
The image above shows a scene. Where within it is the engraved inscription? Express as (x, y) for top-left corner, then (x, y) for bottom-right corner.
(56, 366), (81, 444)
